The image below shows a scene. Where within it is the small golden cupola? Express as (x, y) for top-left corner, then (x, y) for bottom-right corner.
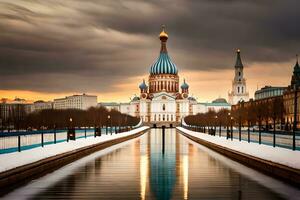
(159, 25), (168, 40)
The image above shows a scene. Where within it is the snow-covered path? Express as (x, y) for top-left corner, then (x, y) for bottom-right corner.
(0, 126), (149, 173)
(177, 127), (300, 170)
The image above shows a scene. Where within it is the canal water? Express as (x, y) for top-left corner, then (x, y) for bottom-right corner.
(2, 128), (300, 200)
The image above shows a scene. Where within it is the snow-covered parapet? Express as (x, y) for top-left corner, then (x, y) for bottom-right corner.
(177, 127), (300, 170)
(0, 126), (149, 173)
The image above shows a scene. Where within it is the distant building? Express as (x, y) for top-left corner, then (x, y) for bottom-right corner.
(228, 49), (249, 105)
(31, 100), (53, 112)
(283, 56), (300, 128)
(98, 102), (120, 111)
(0, 98), (32, 123)
(255, 86), (287, 100)
(231, 56), (300, 129)
(53, 94), (97, 110)
(192, 98), (231, 114)
(120, 97), (141, 117)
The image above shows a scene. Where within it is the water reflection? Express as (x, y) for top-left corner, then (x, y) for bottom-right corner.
(140, 133), (148, 200)
(149, 128), (176, 200)
(3, 128), (298, 200)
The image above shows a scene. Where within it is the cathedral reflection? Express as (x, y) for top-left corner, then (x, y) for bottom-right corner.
(138, 128), (192, 200)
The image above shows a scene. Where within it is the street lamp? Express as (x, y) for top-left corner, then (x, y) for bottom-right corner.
(106, 115), (110, 135)
(68, 117), (75, 141)
(214, 115), (218, 136)
(107, 115), (112, 135)
(293, 84), (298, 150)
(0, 118), (3, 133)
(231, 116), (234, 141)
(125, 115), (128, 132)
(239, 100), (244, 141)
(227, 112), (231, 139)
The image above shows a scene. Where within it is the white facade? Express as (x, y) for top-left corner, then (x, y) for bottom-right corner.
(31, 101), (53, 113)
(98, 102), (120, 111)
(192, 102), (231, 115)
(119, 92), (192, 123)
(228, 49), (249, 105)
(0, 98), (32, 120)
(53, 94), (97, 110)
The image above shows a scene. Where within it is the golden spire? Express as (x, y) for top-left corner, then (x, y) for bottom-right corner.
(159, 25), (168, 39)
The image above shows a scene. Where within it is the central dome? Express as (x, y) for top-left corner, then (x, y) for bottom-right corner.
(150, 26), (178, 75)
(150, 53), (178, 74)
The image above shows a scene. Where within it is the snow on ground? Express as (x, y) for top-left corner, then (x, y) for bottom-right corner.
(0, 126), (149, 173)
(177, 127), (300, 170)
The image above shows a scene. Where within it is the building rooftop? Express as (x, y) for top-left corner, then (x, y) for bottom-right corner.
(212, 98), (228, 104)
(0, 98), (33, 104)
(99, 102), (120, 106)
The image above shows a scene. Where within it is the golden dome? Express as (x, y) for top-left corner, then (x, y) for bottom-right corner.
(237, 48), (241, 53)
(159, 25), (168, 39)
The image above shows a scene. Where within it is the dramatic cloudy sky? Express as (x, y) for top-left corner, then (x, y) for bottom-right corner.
(0, 0), (299, 102)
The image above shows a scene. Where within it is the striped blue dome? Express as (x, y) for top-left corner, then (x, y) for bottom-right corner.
(181, 79), (189, 89)
(150, 53), (178, 75)
(139, 79), (148, 90)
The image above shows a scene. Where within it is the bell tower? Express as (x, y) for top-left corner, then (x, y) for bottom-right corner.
(228, 49), (249, 105)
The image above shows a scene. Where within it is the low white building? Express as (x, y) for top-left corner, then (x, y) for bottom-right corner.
(53, 94), (97, 110)
(192, 98), (231, 114)
(31, 100), (53, 113)
(98, 102), (120, 111)
(0, 98), (32, 121)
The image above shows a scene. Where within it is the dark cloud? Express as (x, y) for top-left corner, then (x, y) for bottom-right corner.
(0, 0), (299, 93)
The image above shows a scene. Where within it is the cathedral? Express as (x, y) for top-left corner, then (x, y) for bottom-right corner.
(120, 27), (193, 124)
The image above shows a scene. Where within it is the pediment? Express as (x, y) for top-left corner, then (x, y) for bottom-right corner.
(152, 92), (176, 101)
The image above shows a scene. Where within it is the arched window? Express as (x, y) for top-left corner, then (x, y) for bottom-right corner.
(242, 87), (244, 93)
(239, 71), (241, 76)
(238, 86), (240, 93)
(162, 104), (166, 111)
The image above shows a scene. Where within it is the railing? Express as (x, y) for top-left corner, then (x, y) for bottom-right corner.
(0, 126), (134, 154)
(181, 124), (300, 151)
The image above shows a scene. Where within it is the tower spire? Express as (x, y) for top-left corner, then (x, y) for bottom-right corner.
(159, 25), (168, 53)
(294, 54), (300, 69)
(235, 48), (243, 68)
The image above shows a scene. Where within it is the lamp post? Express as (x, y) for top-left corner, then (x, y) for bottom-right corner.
(239, 101), (242, 141)
(67, 118), (72, 142)
(227, 112), (231, 139)
(69, 117), (76, 141)
(293, 84), (298, 150)
(214, 115), (218, 136)
(107, 115), (112, 135)
(0, 118), (3, 133)
(125, 115), (128, 132)
(231, 116), (234, 141)
(54, 124), (57, 144)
